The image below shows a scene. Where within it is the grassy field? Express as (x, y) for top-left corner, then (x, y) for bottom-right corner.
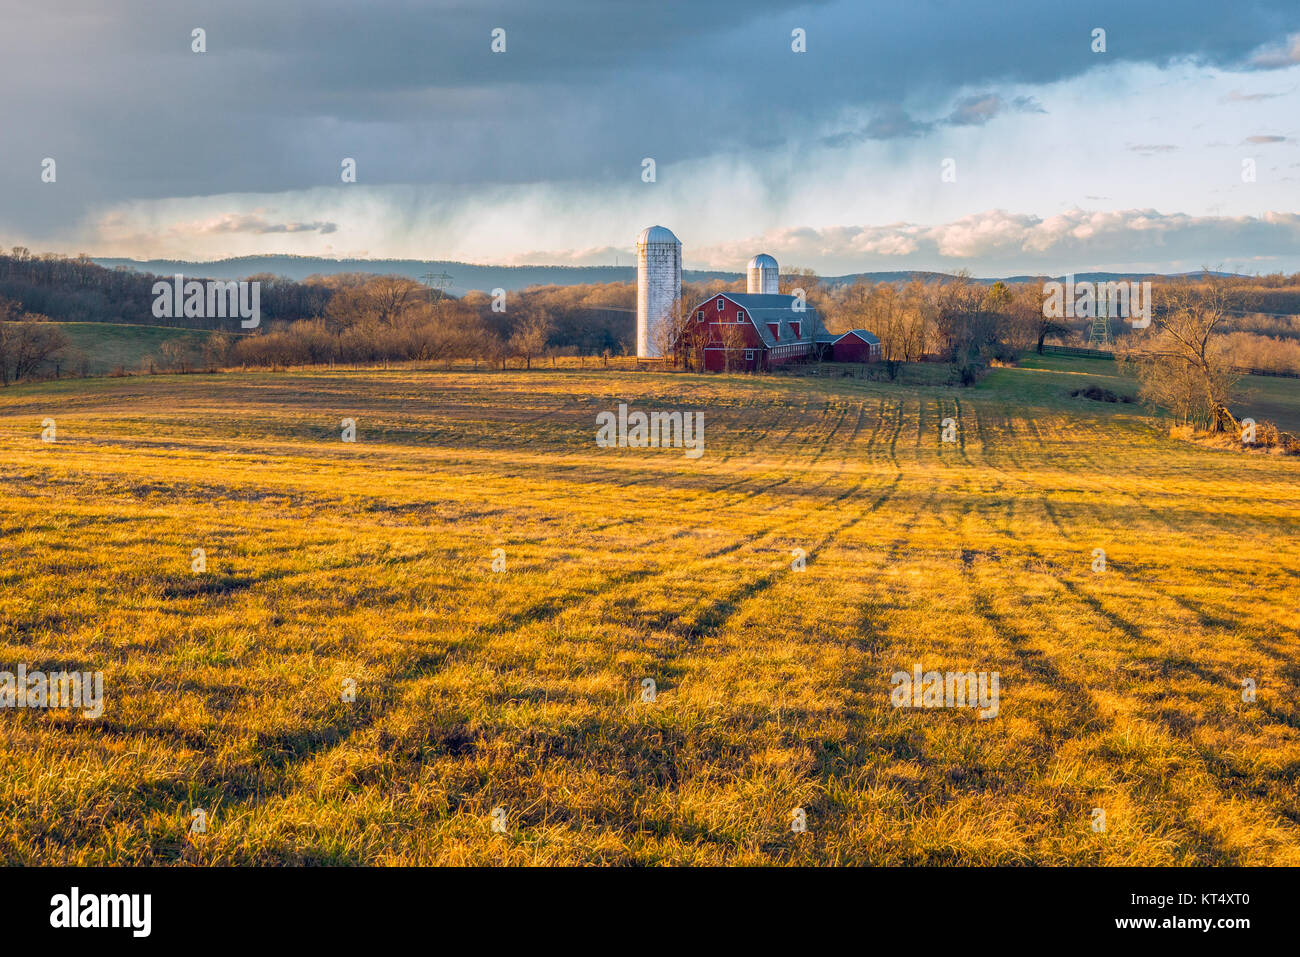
(51, 322), (217, 376)
(1, 357), (1298, 865)
(1021, 352), (1300, 432)
(1234, 373), (1300, 434)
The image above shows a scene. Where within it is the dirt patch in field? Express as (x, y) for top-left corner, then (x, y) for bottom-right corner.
(1071, 385), (1134, 403)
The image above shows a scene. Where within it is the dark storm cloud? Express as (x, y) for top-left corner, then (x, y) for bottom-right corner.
(943, 93), (1045, 126)
(822, 107), (934, 145)
(0, 0), (1296, 239)
(945, 94), (1004, 126)
(824, 91), (1049, 144)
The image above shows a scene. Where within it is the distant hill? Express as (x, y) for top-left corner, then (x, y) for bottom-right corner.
(995, 270), (1246, 283)
(93, 256), (646, 295)
(95, 255), (1240, 294)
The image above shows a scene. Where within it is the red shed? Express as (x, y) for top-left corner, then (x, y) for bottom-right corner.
(831, 329), (882, 363)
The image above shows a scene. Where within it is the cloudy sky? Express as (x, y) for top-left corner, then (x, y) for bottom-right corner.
(2, 0), (1298, 275)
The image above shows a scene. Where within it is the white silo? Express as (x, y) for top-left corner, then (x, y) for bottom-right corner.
(747, 253), (779, 294)
(636, 225), (682, 358)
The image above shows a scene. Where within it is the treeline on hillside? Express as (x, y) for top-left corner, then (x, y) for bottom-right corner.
(814, 273), (1300, 378)
(223, 278), (641, 369)
(0, 248), (644, 348)
(0, 248), (331, 327)
(3, 248), (1300, 386)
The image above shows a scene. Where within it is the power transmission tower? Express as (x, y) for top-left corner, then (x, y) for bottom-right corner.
(421, 270), (454, 300)
(1087, 287), (1113, 349)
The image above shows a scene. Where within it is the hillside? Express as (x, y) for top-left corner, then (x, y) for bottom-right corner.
(91, 255), (1224, 295)
(51, 323), (219, 376)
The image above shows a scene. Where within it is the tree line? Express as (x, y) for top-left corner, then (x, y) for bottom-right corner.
(0, 248), (331, 328)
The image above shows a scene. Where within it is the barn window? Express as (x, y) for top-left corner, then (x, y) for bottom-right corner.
(744, 350), (755, 360)
(716, 297), (725, 311)
(737, 310), (746, 322)
(697, 310), (705, 322)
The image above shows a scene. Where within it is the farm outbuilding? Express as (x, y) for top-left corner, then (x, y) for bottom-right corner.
(689, 292), (828, 372)
(830, 329), (882, 363)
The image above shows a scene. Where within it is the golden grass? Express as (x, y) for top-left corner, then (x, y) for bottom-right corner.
(1, 362), (1297, 864)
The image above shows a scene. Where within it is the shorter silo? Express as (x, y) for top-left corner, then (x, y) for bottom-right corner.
(747, 253), (780, 294)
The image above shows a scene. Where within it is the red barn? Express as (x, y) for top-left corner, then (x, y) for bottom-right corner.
(686, 293), (827, 372)
(830, 329), (882, 363)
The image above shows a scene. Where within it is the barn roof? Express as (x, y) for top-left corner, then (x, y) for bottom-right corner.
(835, 329), (881, 345)
(696, 293), (825, 349)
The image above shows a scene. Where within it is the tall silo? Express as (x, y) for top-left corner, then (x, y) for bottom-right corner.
(636, 225), (682, 358)
(747, 253), (779, 294)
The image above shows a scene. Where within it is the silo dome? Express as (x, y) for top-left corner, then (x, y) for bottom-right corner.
(747, 253), (779, 294)
(636, 225), (682, 359)
(638, 225), (680, 246)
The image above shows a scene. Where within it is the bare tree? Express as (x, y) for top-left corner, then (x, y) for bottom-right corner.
(927, 274), (999, 381)
(324, 275), (426, 329)
(202, 333), (230, 371)
(481, 328), (510, 370)
(0, 303), (68, 385)
(508, 307), (553, 370)
(1119, 272), (1241, 431)
(367, 276), (425, 326)
(160, 337), (202, 373)
(718, 321), (748, 372)
(1019, 276), (1069, 353)
(652, 300), (700, 368)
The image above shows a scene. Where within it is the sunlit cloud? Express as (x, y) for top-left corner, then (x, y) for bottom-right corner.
(1244, 32), (1300, 69)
